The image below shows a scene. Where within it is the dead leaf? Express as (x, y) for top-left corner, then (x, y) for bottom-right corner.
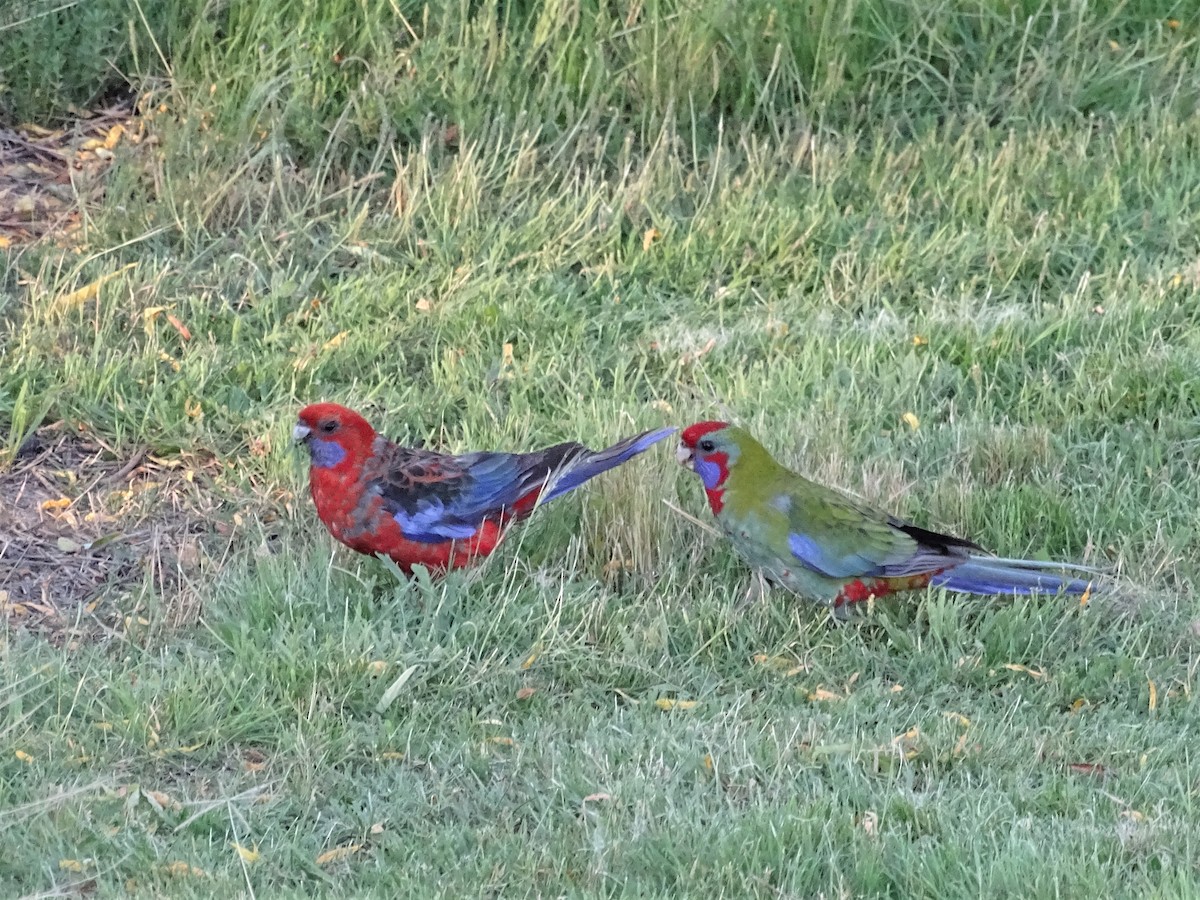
(163, 861), (208, 877)
(679, 337), (717, 366)
(654, 698), (699, 711)
(516, 686), (536, 700)
(414, 297), (432, 312)
(582, 792), (611, 804)
(1068, 762), (1110, 777)
(242, 749), (268, 772)
(40, 497), (72, 511)
(145, 790), (181, 811)
(1148, 678), (1157, 711)
(322, 331), (349, 352)
(642, 227), (661, 251)
(52, 263), (137, 312)
(230, 842), (260, 864)
(602, 558), (634, 580)
(1002, 663), (1045, 679)
(901, 412), (920, 431)
(15, 750), (34, 763)
(891, 727), (921, 760)
(165, 313), (191, 341)
(752, 653), (809, 676)
(807, 688), (842, 702)
(315, 844), (363, 866)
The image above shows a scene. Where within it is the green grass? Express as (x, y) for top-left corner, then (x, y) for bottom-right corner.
(3, 0), (1200, 895)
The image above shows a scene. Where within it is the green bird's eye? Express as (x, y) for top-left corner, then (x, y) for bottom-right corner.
(699, 439), (715, 452)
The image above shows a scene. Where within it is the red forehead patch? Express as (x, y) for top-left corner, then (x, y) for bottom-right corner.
(297, 402), (376, 438)
(299, 401), (353, 424)
(680, 420), (729, 448)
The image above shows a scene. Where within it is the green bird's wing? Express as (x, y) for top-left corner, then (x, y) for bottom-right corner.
(771, 473), (979, 579)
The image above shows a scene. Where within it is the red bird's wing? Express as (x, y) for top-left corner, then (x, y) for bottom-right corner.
(364, 442), (586, 543)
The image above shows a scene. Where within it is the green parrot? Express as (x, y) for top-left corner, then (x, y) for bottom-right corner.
(676, 420), (1096, 613)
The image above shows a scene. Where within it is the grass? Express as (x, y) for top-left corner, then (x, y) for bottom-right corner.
(3, 0), (1200, 895)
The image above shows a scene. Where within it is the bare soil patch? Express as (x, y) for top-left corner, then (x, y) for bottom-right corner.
(0, 100), (151, 250)
(1, 422), (225, 644)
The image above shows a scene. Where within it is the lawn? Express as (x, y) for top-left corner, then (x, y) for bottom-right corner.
(2, 0), (1200, 896)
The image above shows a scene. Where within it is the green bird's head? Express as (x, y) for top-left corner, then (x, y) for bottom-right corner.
(678, 421), (749, 513)
(679, 421), (784, 514)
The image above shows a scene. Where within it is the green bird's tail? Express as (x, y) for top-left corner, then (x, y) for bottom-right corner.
(931, 555), (1097, 596)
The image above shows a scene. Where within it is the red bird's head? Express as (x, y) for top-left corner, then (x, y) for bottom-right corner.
(294, 402), (377, 471)
(678, 420), (739, 512)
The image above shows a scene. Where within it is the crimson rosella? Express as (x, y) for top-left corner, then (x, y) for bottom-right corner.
(294, 402), (674, 574)
(677, 421), (1096, 613)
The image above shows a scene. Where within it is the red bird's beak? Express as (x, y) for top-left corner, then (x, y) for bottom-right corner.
(676, 442), (694, 469)
(292, 423), (312, 444)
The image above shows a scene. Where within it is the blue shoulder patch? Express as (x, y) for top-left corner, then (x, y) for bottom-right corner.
(787, 532), (882, 579)
(393, 500), (478, 543)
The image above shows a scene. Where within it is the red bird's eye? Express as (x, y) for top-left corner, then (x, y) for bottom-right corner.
(699, 439), (715, 452)
(321, 420), (337, 433)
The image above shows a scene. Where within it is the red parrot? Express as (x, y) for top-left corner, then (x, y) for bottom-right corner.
(294, 402), (674, 574)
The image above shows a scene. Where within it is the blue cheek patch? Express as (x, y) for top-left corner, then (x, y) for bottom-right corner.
(309, 438), (347, 469)
(695, 457), (722, 490)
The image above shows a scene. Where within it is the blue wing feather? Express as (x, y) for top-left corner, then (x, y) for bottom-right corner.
(787, 532), (887, 579)
(375, 427), (673, 544)
(392, 499), (480, 542)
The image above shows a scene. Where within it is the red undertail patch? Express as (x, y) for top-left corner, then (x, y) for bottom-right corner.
(833, 571), (941, 608)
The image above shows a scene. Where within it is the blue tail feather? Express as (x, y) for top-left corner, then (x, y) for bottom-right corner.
(931, 555), (1094, 596)
(542, 427), (676, 502)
